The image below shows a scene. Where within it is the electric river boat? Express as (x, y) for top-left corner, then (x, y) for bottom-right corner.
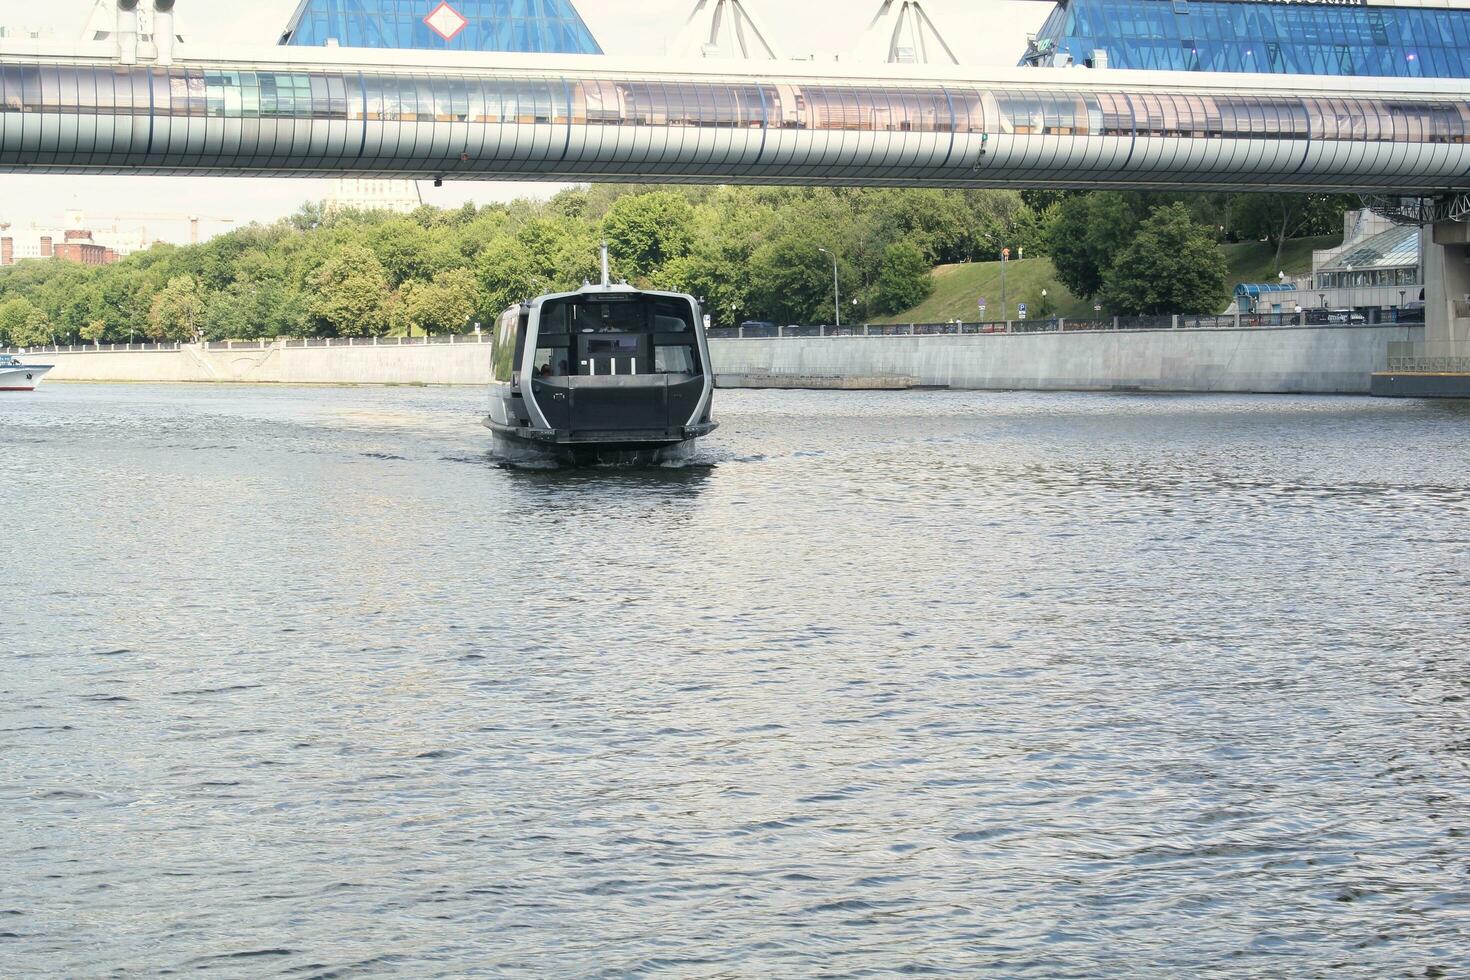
(484, 251), (717, 464)
(0, 355), (53, 391)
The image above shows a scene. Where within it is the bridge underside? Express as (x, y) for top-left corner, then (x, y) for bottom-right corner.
(0, 57), (1469, 194)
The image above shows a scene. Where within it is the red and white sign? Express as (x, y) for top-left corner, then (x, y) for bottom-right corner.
(424, 2), (470, 42)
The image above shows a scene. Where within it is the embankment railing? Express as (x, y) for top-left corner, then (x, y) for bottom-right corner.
(706, 313), (1404, 340)
(3, 333), (490, 356)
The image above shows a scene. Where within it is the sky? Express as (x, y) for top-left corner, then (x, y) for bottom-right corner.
(0, 0), (1050, 244)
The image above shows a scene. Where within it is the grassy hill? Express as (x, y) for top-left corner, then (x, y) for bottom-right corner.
(1218, 234), (1339, 288)
(877, 234), (1342, 323)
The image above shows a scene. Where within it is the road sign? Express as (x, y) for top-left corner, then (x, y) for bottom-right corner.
(1017, 303), (1028, 320)
(977, 296), (987, 310)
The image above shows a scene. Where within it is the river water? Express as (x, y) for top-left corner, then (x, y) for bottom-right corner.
(3, 384), (1469, 977)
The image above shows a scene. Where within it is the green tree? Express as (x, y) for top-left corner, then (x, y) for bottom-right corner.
(203, 282), (310, 340)
(0, 296), (34, 347)
(477, 216), (598, 314)
(1102, 203), (1228, 315)
(309, 245), (395, 337)
(873, 240), (933, 314)
(478, 235), (547, 315)
(14, 307), (52, 347)
(368, 218), (461, 286)
(82, 318), (108, 345)
(1231, 193), (1356, 272)
(1046, 192), (1140, 300)
(148, 275), (205, 341)
(748, 232), (849, 325)
(601, 191), (696, 281)
(401, 269), (483, 336)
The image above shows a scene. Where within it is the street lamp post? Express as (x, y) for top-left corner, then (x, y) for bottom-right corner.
(1001, 247), (1010, 321)
(818, 248), (841, 328)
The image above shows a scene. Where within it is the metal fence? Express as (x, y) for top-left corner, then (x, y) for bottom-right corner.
(704, 313), (1388, 340)
(8, 316), (1406, 354)
(1386, 341), (1470, 374)
(3, 333), (491, 355)
(280, 333), (488, 349)
(0, 341), (183, 354)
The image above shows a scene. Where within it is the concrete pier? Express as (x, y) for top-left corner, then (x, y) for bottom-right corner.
(1373, 218), (1470, 398)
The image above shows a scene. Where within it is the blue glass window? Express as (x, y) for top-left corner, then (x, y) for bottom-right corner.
(1022, 0), (1470, 78)
(280, 0), (603, 55)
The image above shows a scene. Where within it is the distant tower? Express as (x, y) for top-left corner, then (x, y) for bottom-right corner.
(324, 178), (424, 216)
(671, 0), (780, 60)
(858, 1), (959, 65)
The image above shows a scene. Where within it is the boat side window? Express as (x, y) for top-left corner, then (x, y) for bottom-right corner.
(540, 299), (573, 333)
(652, 299), (694, 332)
(533, 343), (571, 377)
(655, 345), (696, 375)
(491, 307), (527, 383)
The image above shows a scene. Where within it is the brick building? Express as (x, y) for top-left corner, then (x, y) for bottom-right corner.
(1, 228), (120, 267)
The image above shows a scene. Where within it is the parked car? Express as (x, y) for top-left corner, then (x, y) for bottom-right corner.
(1327, 309), (1367, 324)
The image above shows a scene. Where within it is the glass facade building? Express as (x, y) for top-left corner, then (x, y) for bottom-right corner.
(1315, 222), (1421, 288)
(280, 0), (603, 55)
(3, 58), (1469, 192)
(1023, 0), (1470, 78)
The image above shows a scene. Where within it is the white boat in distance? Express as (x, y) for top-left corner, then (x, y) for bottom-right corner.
(0, 354), (53, 391)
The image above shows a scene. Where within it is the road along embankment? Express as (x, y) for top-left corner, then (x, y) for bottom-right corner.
(20, 324), (1419, 394)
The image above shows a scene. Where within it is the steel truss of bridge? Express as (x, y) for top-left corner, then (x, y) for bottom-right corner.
(1, 42), (1469, 197)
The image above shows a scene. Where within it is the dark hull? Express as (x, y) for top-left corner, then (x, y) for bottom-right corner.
(485, 419), (711, 465)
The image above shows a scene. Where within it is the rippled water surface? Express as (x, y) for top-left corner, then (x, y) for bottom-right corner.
(3, 384), (1469, 977)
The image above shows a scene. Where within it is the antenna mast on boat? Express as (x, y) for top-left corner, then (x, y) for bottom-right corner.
(600, 241), (611, 288)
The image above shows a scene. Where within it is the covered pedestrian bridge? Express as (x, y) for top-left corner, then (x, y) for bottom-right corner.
(0, 44), (1469, 195)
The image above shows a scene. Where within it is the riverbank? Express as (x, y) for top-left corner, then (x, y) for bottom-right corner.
(716, 324), (1421, 394)
(14, 323), (1419, 394)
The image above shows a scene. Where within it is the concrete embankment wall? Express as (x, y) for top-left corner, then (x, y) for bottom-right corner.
(35, 340), (493, 386)
(27, 325), (1418, 394)
(712, 325), (1423, 394)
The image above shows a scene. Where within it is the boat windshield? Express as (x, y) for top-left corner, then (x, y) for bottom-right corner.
(534, 294), (700, 379)
(539, 295), (693, 335)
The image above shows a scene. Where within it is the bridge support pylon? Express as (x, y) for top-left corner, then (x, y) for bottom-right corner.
(1372, 219), (1470, 397)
